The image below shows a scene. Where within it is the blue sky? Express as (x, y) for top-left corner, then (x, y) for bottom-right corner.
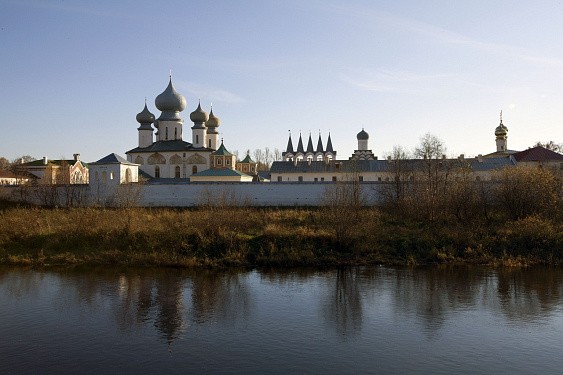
(2, 0), (563, 162)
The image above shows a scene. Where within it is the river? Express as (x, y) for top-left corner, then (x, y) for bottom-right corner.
(1, 266), (563, 374)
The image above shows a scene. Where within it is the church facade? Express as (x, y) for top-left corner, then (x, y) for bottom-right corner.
(125, 77), (256, 181)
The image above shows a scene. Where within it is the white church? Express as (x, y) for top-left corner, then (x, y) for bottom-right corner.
(121, 76), (254, 182)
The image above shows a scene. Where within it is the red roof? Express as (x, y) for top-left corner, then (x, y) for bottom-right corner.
(513, 146), (563, 162)
(0, 170), (19, 178)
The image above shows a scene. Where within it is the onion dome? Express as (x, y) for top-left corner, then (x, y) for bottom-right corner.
(495, 121), (508, 137)
(495, 111), (508, 137)
(357, 128), (369, 140)
(206, 107), (221, 128)
(190, 102), (209, 123)
(136, 103), (155, 124)
(155, 77), (187, 120)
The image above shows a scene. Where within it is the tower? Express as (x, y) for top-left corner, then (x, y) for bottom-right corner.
(495, 111), (508, 152)
(190, 101), (209, 148)
(357, 128), (369, 151)
(136, 101), (155, 148)
(206, 106), (220, 150)
(154, 76), (187, 141)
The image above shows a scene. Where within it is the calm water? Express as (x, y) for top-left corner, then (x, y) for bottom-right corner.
(1, 266), (563, 374)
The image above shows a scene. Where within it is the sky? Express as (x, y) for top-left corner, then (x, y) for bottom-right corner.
(2, 0), (563, 163)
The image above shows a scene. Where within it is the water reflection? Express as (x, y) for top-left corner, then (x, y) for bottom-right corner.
(496, 267), (563, 322)
(2, 265), (563, 346)
(323, 268), (363, 337)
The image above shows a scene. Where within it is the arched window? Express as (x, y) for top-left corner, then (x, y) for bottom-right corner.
(155, 166), (160, 178)
(125, 168), (132, 183)
(174, 128), (178, 139)
(209, 139), (211, 148)
(175, 166), (181, 178)
(192, 165), (197, 174)
(95, 171), (99, 181)
(165, 128), (169, 140)
(148, 153), (166, 165)
(102, 171), (107, 183)
(134, 156), (144, 164)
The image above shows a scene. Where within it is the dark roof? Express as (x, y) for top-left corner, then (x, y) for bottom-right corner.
(22, 159), (87, 167)
(306, 134), (314, 153)
(270, 157), (515, 174)
(285, 135), (294, 153)
(316, 135), (324, 153)
(126, 140), (211, 154)
(482, 150), (519, 158)
(513, 146), (563, 162)
(191, 168), (247, 177)
(296, 134), (304, 153)
(326, 133), (334, 153)
(91, 153), (133, 165)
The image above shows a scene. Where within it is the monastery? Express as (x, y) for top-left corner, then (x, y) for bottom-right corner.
(10, 76), (562, 207)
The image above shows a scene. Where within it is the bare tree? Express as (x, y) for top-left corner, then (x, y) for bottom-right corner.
(412, 133), (450, 221)
(534, 141), (563, 153)
(0, 157), (10, 170)
(381, 145), (411, 206)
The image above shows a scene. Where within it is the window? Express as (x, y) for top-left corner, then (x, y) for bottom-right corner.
(209, 139), (211, 148)
(175, 166), (181, 178)
(298, 176), (303, 182)
(217, 159), (222, 165)
(95, 171), (99, 181)
(174, 128), (178, 139)
(226, 159), (230, 165)
(359, 176), (364, 182)
(378, 177), (382, 181)
(155, 166), (160, 178)
(125, 168), (132, 183)
(110, 172), (114, 180)
(196, 135), (199, 144)
(277, 176), (282, 182)
(165, 128), (168, 140)
(314, 178), (318, 182)
(321, 177), (324, 182)
(332, 176), (337, 182)
(102, 171), (107, 182)
(192, 166), (197, 174)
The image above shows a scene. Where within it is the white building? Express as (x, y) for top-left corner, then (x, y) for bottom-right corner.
(126, 77), (221, 179)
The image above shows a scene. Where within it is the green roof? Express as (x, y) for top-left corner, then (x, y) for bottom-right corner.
(240, 154), (255, 163)
(212, 142), (232, 156)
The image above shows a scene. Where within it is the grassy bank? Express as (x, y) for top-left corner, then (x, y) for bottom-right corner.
(1, 201), (562, 267)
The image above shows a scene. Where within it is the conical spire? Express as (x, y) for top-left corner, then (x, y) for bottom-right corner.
(306, 133), (314, 153)
(316, 132), (324, 153)
(286, 132), (294, 153)
(326, 133), (334, 153)
(296, 133), (305, 153)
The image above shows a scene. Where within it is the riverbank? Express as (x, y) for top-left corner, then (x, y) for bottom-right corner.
(1, 201), (561, 267)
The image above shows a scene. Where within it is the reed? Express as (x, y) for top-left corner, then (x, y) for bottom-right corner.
(0, 203), (561, 267)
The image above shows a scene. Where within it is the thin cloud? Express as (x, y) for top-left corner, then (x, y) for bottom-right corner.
(177, 81), (246, 105)
(341, 69), (453, 93)
(326, 2), (563, 69)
